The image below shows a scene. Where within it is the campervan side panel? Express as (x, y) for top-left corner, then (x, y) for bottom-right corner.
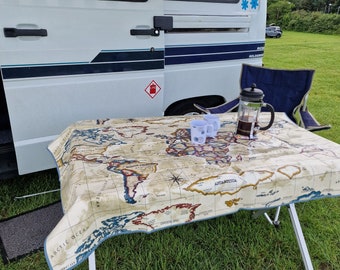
(0, 0), (165, 174)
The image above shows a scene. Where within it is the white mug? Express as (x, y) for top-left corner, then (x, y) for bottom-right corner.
(190, 120), (209, 144)
(204, 114), (220, 137)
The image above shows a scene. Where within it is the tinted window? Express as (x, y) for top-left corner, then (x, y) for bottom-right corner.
(169, 0), (239, 3)
(100, 0), (148, 2)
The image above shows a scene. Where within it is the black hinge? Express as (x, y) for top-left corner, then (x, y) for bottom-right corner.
(153, 16), (173, 31)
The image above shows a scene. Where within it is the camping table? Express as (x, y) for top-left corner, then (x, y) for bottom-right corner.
(45, 112), (340, 270)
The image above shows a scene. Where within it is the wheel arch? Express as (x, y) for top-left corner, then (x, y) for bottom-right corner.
(164, 95), (225, 116)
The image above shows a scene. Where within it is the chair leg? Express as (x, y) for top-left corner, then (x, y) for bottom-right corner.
(288, 203), (313, 270)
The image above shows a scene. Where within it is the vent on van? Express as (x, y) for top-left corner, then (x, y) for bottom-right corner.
(165, 15), (251, 33)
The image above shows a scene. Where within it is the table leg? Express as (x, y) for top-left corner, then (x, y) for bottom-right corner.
(252, 206), (281, 227)
(88, 251), (96, 270)
(85, 204), (311, 270)
(288, 203), (314, 270)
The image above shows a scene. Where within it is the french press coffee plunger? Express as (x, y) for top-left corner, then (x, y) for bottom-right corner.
(236, 83), (275, 139)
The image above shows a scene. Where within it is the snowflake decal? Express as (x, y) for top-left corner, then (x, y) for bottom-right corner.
(241, 0), (248, 10)
(250, 0), (259, 9)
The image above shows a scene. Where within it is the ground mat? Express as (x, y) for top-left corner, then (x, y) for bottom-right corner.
(0, 201), (63, 264)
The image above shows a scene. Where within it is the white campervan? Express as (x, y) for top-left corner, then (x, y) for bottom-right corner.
(0, 0), (266, 176)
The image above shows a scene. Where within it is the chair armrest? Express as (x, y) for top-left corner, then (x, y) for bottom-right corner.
(194, 98), (239, 114)
(299, 109), (331, 132)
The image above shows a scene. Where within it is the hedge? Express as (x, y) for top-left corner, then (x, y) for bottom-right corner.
(281, 11), (340, 35)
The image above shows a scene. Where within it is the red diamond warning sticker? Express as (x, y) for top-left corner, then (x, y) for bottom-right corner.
(144, 80), (161, 99)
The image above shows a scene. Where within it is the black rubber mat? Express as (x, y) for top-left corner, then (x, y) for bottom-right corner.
(0, 201), (62, 264)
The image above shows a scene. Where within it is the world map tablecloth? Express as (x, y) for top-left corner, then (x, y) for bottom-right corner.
(45, 112), (340, 270)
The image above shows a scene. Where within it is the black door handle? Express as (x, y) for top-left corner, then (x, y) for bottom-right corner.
(130, 28), (160, 36)
(4, 27), (48, 37)
(130, 16), (173, 37)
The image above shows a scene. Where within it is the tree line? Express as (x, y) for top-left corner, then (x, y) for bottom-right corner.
(267, 0), (340, 34)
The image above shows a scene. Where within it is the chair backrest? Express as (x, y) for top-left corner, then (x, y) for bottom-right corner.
(240, 64), (315, 122)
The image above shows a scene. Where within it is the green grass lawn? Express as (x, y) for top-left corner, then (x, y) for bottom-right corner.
(0, 31), (339, 270)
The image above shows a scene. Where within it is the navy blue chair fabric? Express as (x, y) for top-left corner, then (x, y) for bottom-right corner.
(195, 64), (330, 131)
(240, 64), (330, 130)
(240, 64), (313, 122)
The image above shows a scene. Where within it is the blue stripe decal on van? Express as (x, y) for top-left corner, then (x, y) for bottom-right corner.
(1, 42), (264, 79)
(166, 42), (263, 56)
(2, 61), (164, 79)
(91, 50), (164, 63)
(165, 42), (265, 65)
(1, 50), (164, 79)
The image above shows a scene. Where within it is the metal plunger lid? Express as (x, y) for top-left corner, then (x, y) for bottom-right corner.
(240, 83), (264, 102)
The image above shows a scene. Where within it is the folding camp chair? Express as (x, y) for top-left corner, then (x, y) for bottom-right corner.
(194, 63), (331, 131)
(194, 64), (331, 270)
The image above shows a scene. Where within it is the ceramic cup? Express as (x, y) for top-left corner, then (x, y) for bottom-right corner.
(190, 120), (209, 144)
(204, 114), (220, 137)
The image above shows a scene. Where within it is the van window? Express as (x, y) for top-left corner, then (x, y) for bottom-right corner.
(100, 0), (148, 2)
